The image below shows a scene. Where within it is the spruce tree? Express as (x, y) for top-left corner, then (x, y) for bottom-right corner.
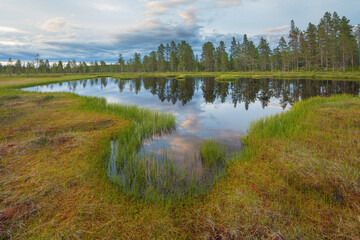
(201, 42), (215, 72)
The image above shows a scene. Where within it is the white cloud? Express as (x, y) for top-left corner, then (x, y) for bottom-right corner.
(265, 25), (289, 35)
(91, 2), (122, 12)
(0, 41), (26, 46)
(0, 26), (23, 33)
(178, 7), (198, 25)
(217, 0), (243, 7)
(145, 0), (199, 16)
(40, 17), (67, 32)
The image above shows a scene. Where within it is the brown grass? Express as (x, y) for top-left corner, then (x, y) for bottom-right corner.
(0, 79), (359, 239)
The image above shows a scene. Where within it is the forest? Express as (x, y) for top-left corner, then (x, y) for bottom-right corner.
(1, 11), (360, 76)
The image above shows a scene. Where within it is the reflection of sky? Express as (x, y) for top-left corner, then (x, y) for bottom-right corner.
(25, 78), (286, 133)
(25, 77), (287, 172)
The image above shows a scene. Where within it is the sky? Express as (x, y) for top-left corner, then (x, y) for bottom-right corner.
(0, 0), (359, 62)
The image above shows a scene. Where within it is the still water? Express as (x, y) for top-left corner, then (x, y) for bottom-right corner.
(24, 77), (360, 197)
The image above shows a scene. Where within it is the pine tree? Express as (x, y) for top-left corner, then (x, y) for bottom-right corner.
(215, 41), (226, 71)
(299, 32), (309, 70)
(248, 41), (257, 71)
(201, 42), (215, 72)
(230, 37), (238, 71)
(317, 18), (327, 70)
(355, 25), (360, 70)
(278, 37), (288, 72)
(15, 60), (22, 75)
(34, 54), (40, 76)
(220, 51), (229, 72)
(242, 34), (249, 71)
(134, 52), (141, 72)
(322, 12), (332, 70)
(58, 60), (63, 73)
(149, 51), (157, 72)
(289, 20), (300, 70)
(305, 23), (317, 70)
(94, 60), (99, 72)
(143, 55), (150, 72)
(258, 37), (270, 71)
(118, 54), (124, 73)
(330, 12), (340, 72)
(177, 41), (194, 72)
(165, 43), (170, 71)
(7, 58), (13, 77)
(338, 16), (354, 71)
(157, 44), (166, 72)
(169, 41), (177, 72)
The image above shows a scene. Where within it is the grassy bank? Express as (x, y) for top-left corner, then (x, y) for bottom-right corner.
(1, 74), (360, 238)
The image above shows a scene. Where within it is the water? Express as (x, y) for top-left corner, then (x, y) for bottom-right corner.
(24, 77), (360, 198)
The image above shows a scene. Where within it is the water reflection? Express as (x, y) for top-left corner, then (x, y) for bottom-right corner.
(53, 77), (359, 110)
(25, 77), (360, 192)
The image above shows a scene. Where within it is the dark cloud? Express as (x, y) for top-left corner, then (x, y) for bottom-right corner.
(0, 17), (203, 62)
(0, 28), (286, 62)
(112, 18), (202, 50)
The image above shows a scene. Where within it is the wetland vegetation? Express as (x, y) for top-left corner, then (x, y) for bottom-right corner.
(1, 73), (359, 239)
(24, 76), (359, 201)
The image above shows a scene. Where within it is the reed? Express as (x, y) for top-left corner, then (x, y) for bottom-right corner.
(199, 138), (228, 167)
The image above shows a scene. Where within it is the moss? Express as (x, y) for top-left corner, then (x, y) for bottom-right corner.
(0, 75), (359, 239)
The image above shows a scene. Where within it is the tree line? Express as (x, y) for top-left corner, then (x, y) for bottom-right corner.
(2, 11), (360, 76)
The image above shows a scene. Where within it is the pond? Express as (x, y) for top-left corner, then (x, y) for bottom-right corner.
(24, 77), (360, 199)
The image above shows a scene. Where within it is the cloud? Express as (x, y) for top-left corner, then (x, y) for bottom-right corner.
(0, 41), (27, 46)
(217, 0), (243, 7)
(90, 2), (122, 12)
(144, 0), (246, 16)
(178, 6), (198, 25)
(40, 17), (67, 32)
(145, 0), (199, 16)
(0, 26), (24, 33)
(112, 18), (202, 49)
(71, 24), (84, 30)
(265, 25), (289, 35)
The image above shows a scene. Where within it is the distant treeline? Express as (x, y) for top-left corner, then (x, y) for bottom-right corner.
(2, 11), (360, 76)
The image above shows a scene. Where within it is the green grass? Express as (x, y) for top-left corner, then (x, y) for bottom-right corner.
(200, 138), (228, 167)
(0, 75), (360, 239)
(241, 94), (360, 208)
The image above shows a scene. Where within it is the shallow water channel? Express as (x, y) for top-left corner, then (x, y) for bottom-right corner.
(25, 77), (360, 198)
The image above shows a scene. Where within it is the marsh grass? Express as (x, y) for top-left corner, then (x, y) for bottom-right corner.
(76, 96), (211, 201)
(240, 94), (360, 207)
(1, 74), (360, 239)
(200, 138), (228, 167)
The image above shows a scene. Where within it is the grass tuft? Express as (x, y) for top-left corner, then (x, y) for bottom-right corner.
(200, 138), (228, 167)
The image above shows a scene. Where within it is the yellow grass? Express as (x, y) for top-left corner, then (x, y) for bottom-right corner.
(0, 75), (359, 239)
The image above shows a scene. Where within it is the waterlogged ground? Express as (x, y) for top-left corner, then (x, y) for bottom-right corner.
(25, 77), (360, 196)
(2, 75), (360, 238)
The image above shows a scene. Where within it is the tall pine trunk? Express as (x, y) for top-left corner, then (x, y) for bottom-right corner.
(332, 49), (335, 72)
(320, 48), (324, 71)
(342, 43), (346, 71)
(358, 47), (360, 71)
